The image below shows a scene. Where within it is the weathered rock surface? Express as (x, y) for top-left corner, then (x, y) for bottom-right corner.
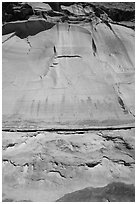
(2, 2), (135, 27)
(2, 129), (135, 201)
(2, 2), (135, 202)
(2, 8), (135, 130)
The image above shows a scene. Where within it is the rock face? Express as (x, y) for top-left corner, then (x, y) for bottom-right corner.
(2, 2), (135, 202)
(2, 2), (34, 23)
(2, 129), (135, 201)
(2, 7), (135, 130)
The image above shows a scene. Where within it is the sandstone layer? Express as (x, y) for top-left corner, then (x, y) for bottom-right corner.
(2, 2), (135, 130)
(2, 2), (135, 202)
(2, 129), (135, 201)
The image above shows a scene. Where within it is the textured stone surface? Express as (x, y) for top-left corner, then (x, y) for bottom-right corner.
(2, 11), (135, 130)
(2, 129), (135, 201)
(2, 2), (135, 202)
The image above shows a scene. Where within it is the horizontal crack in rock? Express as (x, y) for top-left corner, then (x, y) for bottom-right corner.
(3, 159), (19, 167)
(98, 133), (134, 150)
(57, 55), (81, 58)
(3, 159), (30, 167)
(48, 170), (66, 178)
(85, 161), (100, 168)
(3, 143), (17, 150)
(2, 125), (135, 132)
(103, 156), (134, 166)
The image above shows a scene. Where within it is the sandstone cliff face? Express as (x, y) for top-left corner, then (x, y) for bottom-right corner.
(2, 9), (135, 129)
(2, 2), (135, 202)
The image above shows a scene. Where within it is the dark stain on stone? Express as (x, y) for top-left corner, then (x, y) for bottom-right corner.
(37, 100), (40, 116)
(92, 38), (97, 56)
(118, 96), (128, 114)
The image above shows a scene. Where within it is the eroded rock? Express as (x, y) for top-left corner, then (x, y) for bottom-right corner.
(2, 129), (135, 201)
(2, 2), (135, 202)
